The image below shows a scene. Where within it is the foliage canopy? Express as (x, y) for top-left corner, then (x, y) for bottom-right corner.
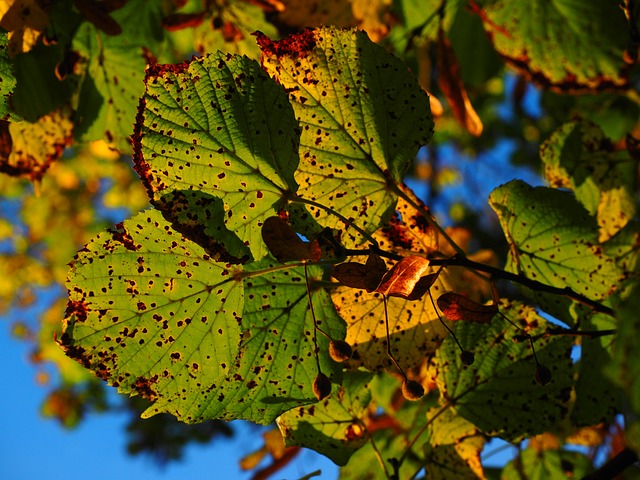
(1, 0), (639, 478)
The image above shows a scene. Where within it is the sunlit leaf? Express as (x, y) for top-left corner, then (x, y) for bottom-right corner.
(258, 26), (434, 247)
(0, 108), (73, 181)
(489, 180), (624, 301)
(375, 255), (432, 299)
(133, 51), (299, 261)
(436, 300), (574, 441)
(277, 371), (373, 466)
(424, 407), (486, 479)
(59, 209), (245, 424)
(475, 0), (630, 91)
(0, 32), (19, 121)
(541, 120), (638, 242)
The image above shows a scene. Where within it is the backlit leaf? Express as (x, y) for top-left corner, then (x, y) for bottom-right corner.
(133, 51), (300, 261)
(258, 27), (434, 247)
(437, 292), (497, 323)
(0, 32), (19, 121)
(261, 216), (312, 263)
(541, 120), (638, 242)
(475, 0), (630, 91)
(501, 446), (593, 479)
(277, 371), (373, 466)
(331, 251), (387, 291)
(375, 255), (432, 299)
(489, 180), (623, 301)
(59, 209), (245, 424)
(436, 300), (574, 441)
(424, 407), (486, 479)
(0, 108), (73, 181)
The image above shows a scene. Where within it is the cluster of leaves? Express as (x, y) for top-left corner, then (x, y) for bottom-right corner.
(2, 0), (640, 478)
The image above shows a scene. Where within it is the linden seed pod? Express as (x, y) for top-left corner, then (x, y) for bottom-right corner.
(313, 372), (332, 401)
(401, 380), (425, 401)
(460, 350), (475, 366)
(534, 364), (552, 386)
(329, 340), (353, 362)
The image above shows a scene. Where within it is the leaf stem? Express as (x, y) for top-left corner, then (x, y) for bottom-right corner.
(383, 295), (408, 381)
(304, 262), (322, 373)
(429, 254), (615, 317)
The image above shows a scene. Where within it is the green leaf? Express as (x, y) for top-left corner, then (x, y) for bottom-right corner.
(541, 120), (638, 242)
(59, 209), (245, 424)
(501, 447), (593, 479)
(436, 300), (574, 441)
(476, 0), (629, 91)
(186, 260), (346, 424)
(489, 180), (623, 302)
(0, 31), (19, 121)
(133, 51), (300, 261)
(277, 371), (373, 466)
(424, 407), (485, 479)
(258, 26), (434, 247)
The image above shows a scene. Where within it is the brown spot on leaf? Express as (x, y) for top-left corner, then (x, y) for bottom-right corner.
(255, 29), (317, 60)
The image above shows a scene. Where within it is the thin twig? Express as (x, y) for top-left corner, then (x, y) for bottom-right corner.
(429, 254), (615, 317)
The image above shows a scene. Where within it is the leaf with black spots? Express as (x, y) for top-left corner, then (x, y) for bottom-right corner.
(133, 51), (299, 260)
(258, 27), (434, 248)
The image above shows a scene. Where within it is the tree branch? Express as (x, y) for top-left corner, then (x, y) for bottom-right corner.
(429, 254), (615, 317)
(582, 447), (638, 480)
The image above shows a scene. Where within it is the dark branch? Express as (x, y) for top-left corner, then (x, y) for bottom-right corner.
(429, 255), (615, 317)
(582, 447), (638, 480)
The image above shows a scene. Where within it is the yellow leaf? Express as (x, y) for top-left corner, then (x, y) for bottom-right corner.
(351, 0), (392, 41)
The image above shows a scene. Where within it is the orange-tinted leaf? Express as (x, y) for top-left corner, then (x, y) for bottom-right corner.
(436, 28), (483, 137)
(405, 272), (440, 301)
(245, 0), (285, 12)
(375, 256), (431, 299)
(437, 292), (497, 323)
(261, 216), (311, 263)
(331, 251), (386, 291)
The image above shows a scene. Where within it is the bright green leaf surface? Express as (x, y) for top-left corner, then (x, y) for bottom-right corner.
(134, 51), (299, 260)
(541, 120), (637, 242)
(436, 300), (574, 441)
(0, 32), (18, 121)
(277, 371), (373, 465)
(60, 209), (245, 424)
(184, 260), (346, 424)
(501, 447), (593, 479)
(489, 180), (623, 301)
(259, 26), (433, 246)
(477, 0), (629, 90)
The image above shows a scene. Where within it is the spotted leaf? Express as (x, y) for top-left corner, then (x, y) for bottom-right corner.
(59, 209), (245, 424)
(277, 371), (373, 466)
(258, 26), (434, 247)
(133, 51), (300, 261)
(436, 300), (574, 441)
(489, 180), (624, 301)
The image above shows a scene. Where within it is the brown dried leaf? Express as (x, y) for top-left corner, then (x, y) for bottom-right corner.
(376, 256), (431, 299)
(436, 28), (483, 137)
(261, 216), (311, 263)
(437, 292), (497, 323)
(331, 251), (387, 291)
(0, 0), (49, 57)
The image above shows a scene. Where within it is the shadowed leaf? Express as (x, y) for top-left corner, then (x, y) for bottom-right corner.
(262, 216), (312, 263)
(331, 251), (386, 291)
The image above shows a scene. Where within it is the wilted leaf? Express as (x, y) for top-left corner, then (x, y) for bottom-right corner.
(133, 51), (299, 260)
(258, 27), (434, 248)
(436, 28), (483, 136)
(474, 0), (630, 91)
(375, 255), (432, 299)
(489, 180), (624, 301)
(541, 120), (638, 242)
(277, 371), (373, 466)
(0, 108), (73, 181)
(0, 0), (48, 57)
(262, 216), (312, 263)
(331, 251), (387, 291)
(436, 292), (497, 323)
(436, 300), (574, 441)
